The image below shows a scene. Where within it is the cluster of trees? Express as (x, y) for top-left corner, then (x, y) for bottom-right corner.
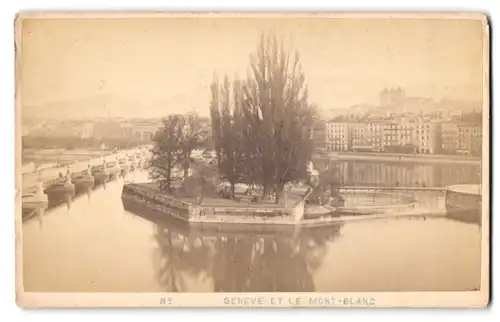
(149, 113), (206, 192)
(209, 33), (317, 203)
(150, 34), (337, 204)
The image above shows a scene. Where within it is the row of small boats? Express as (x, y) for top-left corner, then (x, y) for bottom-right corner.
(22, 151), (148, 210)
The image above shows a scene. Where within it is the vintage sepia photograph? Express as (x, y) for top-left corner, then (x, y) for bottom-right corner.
(15, 13), (490, 308)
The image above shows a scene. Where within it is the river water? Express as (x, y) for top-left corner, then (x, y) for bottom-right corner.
(315, 159), (481, 187)
(22, 163), (482, 293)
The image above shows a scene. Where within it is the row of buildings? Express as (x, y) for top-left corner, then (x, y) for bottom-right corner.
(324, 114), (482, 156)
(321, 88), (483, 156)
(23, 116), (214, 145)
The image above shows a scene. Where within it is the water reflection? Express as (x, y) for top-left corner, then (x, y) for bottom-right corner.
(153, 227), (189, 292)
(89, 178), (107, 191)
(127, 200), (343, 292)
(22, 207), (46, 229)
(209, 234), (321, 292)
(126, 200), (480, 292)
(446, 209), (482, 226)
(313, 160), (481, 187)
(22, 169), (482, 293)
(75, 183), (94, 203)
(22, 174), (117, 221)
(48, 177), (113, 210)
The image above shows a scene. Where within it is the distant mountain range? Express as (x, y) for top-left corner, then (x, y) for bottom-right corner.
(22, 93), (482, 122)
(22, 93), (211, 121)
(22, 94), (145, 120)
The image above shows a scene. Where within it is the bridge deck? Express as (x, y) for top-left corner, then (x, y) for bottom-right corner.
(21, 148), (146, 194)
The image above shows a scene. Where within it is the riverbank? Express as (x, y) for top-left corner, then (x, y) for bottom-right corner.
(318, 152), (481, 165)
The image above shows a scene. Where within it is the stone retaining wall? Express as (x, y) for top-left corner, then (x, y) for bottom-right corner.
(122, 183), (296, 224)
(445, 189), (481, 213)
(122, 184), (191, 220)
(122, 183), (450, 226)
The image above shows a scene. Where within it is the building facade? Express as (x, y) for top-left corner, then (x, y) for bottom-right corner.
(326, 117), (442, 154)
(457, 124), (482, 156)
(79, 123), (94, 139)
(413, 120), (440, 154)
(383, 122), (401, 150)
(368, 122), (387, 152)
(439, 122), (482, 156)
(440, 122), (459, 153)
(349, 123), (370, 150)
(121, 121), (162, 142)
(32, 121), (94, 139)
(325, 122), (350, 151)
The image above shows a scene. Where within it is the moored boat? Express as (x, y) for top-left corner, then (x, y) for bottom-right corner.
(72, 165), (95, 187)
(118, 158), (130, 176)
(106, 161), (122, 179)
(73, 174), (95, 187)
(44, 181), (75, 195)
(91, 165), (110, 182)
(44, 168), (76, 195)
(22, 193), (49, 209)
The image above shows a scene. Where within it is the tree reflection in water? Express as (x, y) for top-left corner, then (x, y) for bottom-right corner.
(211, 236), (256, 292)
(152, 219), (214, 292)
(153, 226), (187, 292)
(244, 237), (316, 292)
(147, 206), (343, 292)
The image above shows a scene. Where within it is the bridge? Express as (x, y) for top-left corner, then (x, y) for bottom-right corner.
(20, 147), (150, 195)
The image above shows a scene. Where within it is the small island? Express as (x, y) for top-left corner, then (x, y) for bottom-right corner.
(121, 33), (444, 226)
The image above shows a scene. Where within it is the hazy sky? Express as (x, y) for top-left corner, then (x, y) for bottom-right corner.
(20, 16), (485, 116)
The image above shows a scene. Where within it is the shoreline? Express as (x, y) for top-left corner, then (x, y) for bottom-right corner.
(187, 210), (447, 227)
(121, 183), (448, 228)
(317, 152), (481, 165)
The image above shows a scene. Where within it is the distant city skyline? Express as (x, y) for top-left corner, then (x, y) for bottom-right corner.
(20, 16), (484, 118)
